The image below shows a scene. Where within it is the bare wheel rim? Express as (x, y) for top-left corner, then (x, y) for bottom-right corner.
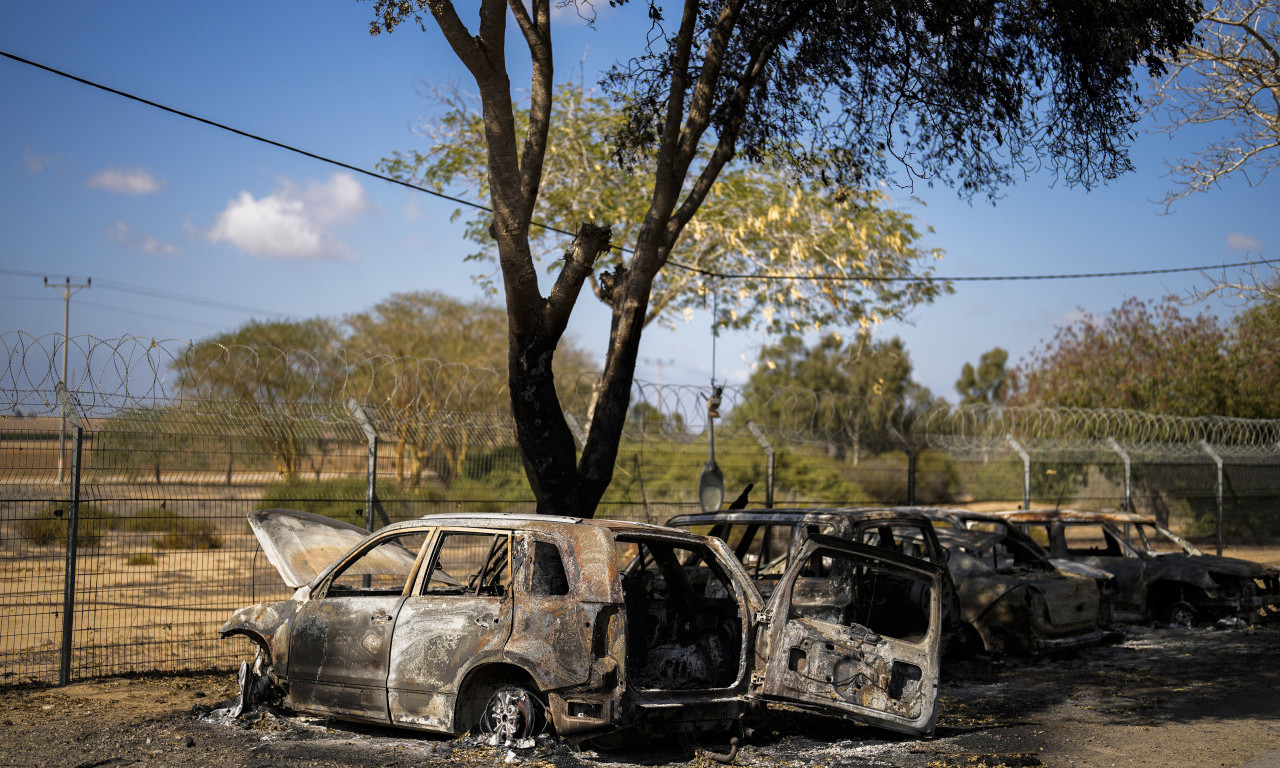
(1165, 600), (1197, 626)
(480, 685), (542, 742)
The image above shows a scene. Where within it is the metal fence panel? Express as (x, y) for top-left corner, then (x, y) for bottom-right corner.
(3, 332), (1279, 686)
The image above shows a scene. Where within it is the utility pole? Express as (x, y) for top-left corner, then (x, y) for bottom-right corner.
(44, 276), (91, 483)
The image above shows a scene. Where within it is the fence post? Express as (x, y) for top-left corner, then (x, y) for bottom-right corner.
(888, 427), (917, 506)
(55, 383), (83, 686)
(1106, 437), (1132, 511)
(1199, 440), (1224, 556)
(746, 421), (775, 508)
(1006, 434), (1031, 511)
(347, 399), (379, 535)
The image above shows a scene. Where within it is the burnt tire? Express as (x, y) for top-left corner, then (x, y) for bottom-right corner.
(1164, 600), (1197, 627)
(478, 684), (545, 743)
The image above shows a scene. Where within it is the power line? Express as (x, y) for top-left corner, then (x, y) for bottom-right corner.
(0, 268), (288, 316)
(4, 49), (1274, 287)
(670, 256), (1280, 283)
(75, 299), (229, 331)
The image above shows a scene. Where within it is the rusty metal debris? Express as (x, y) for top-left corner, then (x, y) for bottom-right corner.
(221, 510), (944, 744)
(995, 509), (1280, 625)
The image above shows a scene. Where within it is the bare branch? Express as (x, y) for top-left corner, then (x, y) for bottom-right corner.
(1148, 0), (1280, 210)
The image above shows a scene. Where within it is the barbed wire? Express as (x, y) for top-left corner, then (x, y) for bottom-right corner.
(4, 331), (1280, 458)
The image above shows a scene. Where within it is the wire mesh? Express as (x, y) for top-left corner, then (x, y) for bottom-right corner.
(2, 331), (1279, 686)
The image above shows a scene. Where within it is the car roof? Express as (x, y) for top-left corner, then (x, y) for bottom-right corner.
(378, 511), (705, 538)
(993, 508), (1155, 525)
(667, 506), (936, 527)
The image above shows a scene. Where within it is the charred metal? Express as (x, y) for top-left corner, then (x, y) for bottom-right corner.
(995, 509), (1280, 626)
(221, 509), (943, 745)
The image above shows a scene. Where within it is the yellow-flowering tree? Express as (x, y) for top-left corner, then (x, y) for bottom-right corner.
(381, 84), (947, 336)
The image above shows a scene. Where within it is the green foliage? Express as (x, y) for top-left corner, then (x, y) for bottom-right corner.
(734, 333), (942, 457)
(258, 477), (420, 526)
(955, 347), (1009, 406)
(19, 505), (113, 548)
(1009, 297), (1233, 415)
(125, 553), (157, 566)
(857, 450), (960, 504)
(1228, 297), (1280, 419)
(124, 507), (224, 550)
(973, 459), (1029, 504)
(1010, 294), (1280, 420)
(151, 526), (223, 551)
(19, 504), (228, 550)
(772, 448), (869, 506)
(379, 83), (949, 335)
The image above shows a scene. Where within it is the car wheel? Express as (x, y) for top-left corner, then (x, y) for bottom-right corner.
(478, 684), (545, 744)
(1164, 600), (1197, 627)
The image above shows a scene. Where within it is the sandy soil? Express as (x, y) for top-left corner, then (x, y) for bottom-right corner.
(2, 623), (1278, 768)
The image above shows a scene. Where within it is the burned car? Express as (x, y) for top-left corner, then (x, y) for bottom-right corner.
(669, 507), (1104, 656)
(995, 509), (1280, 625)
(221, 509), (945, 743)
(915, 508), (1108, 653)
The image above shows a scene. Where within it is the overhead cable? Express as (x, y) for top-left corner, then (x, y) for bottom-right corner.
(5, 49), (1274, 287)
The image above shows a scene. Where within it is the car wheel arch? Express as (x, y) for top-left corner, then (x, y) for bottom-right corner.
(456, 662), (546, 734)
(1146, 581), (1205, 621)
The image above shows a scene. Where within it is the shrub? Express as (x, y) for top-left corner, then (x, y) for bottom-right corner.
(151, 526), (223, 551)
(857, 450), (960, 504)
(126, 553), (157, 566)
(18, 505), (113, 548)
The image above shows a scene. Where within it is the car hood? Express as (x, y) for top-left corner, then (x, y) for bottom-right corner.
(248, 508), (373, 588)
(1156, 552), (1273, 579)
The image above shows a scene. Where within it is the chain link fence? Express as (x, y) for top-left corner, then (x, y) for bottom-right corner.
(3, 331), (1279, 686)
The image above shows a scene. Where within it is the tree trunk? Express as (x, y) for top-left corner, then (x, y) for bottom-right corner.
(509, 331), (582, 515)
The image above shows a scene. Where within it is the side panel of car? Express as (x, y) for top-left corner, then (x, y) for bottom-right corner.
(386, 528), (517, 731)
(1021, 521), (1149, 620)
(501, 534), (625, 737)
(287, 528), (433, 723)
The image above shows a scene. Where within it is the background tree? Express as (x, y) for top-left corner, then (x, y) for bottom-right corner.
(1227, 293), (1280, 419)
(1147, 0), (1279, 210)
(1007, 297), (1233, 416)
(367, 0), (1200, 517)
(345, 292), (509, 486)
(735, 333), (939, 462)
(172, 318), (343, 478)
(955, 347), (1009, 406)
(343, 291), (597, 485)
(380, 83), (949, 335)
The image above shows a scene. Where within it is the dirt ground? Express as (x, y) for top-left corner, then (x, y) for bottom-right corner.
(2, 623), (1278, 768)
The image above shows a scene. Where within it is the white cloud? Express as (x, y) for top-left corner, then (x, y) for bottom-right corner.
(88, 167), (165, 195)
(107, 221), (181, 257)
(207, 173), (368, 260)
(24, 147), (58, 174)
(1226, 232), (1262, 252)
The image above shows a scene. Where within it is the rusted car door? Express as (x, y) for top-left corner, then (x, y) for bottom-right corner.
(288, 528), (431, 722)
(753, 533), (943, 736)
(387, 528), (516, 731)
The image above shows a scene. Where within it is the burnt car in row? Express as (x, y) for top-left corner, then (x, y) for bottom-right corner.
(915, 508), (1110, 652)
(668, 507), (1106, 656)
(996, 509), (1280, 625)
(221, 509), (945, 744)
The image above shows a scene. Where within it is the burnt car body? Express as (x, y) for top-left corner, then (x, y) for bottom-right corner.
(669, 507), (1104, 655)
(995, 509), (1280, 625)
(914, 508), (1108, 653)
(221, 509), (945, 742)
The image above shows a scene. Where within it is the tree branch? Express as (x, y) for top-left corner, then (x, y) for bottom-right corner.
(508, 0), (555, 221)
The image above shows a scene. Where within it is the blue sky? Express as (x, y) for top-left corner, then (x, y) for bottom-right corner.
(1, 0), (1275, 402)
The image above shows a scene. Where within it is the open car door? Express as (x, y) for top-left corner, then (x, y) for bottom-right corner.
(754, 533), (943, 736)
